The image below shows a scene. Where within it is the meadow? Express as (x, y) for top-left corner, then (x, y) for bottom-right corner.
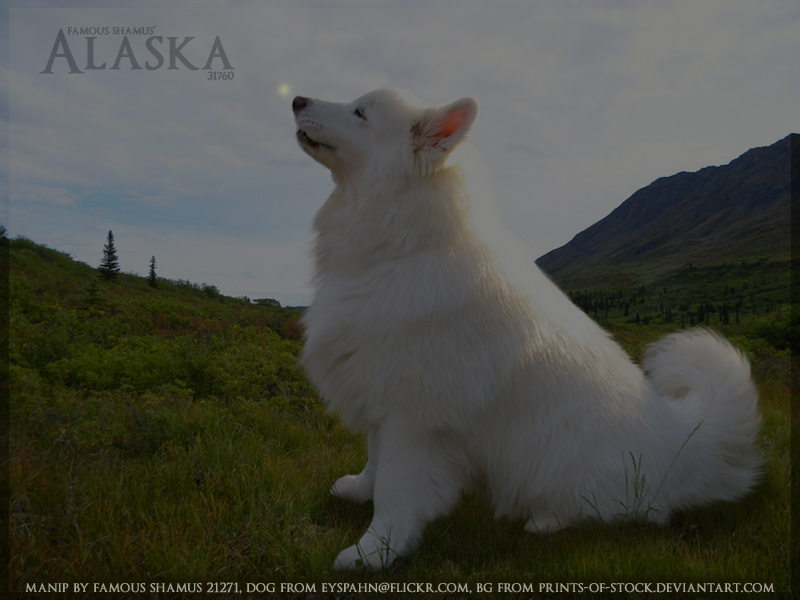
(8, 236), (792, 596)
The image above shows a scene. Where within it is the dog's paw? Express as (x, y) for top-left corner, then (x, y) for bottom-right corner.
(333, 537), (399, 572)
(332, 544), (368, 571)
(330, 474), (371, 503)
(525, 513), (567, 534)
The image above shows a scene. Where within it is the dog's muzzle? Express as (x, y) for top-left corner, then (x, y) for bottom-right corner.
(296, 129), (334, 151)
(293, 96), (335, 151)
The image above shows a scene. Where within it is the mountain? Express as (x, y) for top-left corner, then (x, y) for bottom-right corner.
(536, 134), (793, 289)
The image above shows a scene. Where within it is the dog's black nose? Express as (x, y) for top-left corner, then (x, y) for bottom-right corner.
(292, 96), (309, 113)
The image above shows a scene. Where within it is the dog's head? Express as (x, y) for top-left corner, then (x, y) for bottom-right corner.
(292, 88), (478, 181)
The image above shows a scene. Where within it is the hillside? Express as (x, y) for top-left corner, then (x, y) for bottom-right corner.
(536, 134), (793, 289)
(8, 236), (307, 401)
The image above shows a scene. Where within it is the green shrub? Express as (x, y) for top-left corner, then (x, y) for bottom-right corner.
(751, 305), (791, 351)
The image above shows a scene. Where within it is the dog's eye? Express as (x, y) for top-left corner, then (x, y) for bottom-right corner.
(353, 107), (366, 120)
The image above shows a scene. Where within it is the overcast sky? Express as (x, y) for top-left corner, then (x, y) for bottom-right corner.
(4, 1), (797, 305)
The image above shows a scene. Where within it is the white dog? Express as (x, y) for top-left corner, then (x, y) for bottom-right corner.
(292, 89), (762, 571)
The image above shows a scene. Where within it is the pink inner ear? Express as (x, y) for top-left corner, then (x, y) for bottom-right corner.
(436, 106), (470, 139)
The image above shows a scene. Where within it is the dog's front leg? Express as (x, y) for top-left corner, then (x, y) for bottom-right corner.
(333, 423), (465, 571)
(331, 429), (379, 503)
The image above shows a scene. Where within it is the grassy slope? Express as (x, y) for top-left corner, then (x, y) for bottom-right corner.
(543, 248), (792, 293)
(9, 237), (791, 594)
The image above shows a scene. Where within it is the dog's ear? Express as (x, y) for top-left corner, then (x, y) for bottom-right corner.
(412, 97), (479, 169)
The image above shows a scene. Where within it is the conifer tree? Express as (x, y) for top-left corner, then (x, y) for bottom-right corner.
(148, 256), (157, 288)
(98, 230), (120, 281)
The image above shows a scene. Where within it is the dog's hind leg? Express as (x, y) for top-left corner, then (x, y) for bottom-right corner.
(331, 430), (379, 503)
(333, 423), (466, 571)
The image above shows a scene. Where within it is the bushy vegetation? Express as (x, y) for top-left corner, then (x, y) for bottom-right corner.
(8, 236), (791, 594)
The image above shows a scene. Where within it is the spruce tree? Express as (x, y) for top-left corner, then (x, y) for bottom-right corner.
(98, 230), (120, 281)
(148, 256), (157, 288)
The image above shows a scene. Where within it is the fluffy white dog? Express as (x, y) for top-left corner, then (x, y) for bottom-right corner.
(292, 89), (762, 571)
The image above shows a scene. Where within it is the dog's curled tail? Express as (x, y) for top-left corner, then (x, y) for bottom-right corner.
(642, 329), (763, 511)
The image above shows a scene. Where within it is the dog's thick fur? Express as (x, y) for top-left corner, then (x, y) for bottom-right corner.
(292, 89), (762, 571)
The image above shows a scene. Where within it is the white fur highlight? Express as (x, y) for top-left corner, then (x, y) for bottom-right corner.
(292, 89), (762, 571)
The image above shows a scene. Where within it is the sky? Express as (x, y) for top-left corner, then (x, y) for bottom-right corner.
(4, 0), (797, 306)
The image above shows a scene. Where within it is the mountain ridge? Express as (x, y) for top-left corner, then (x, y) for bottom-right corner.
(535, 134), (793, 289)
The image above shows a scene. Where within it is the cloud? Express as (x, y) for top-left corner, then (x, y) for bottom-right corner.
(11, 182), (78, 206)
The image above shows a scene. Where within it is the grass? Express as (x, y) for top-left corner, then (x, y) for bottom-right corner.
(8, 236), (792, 596)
